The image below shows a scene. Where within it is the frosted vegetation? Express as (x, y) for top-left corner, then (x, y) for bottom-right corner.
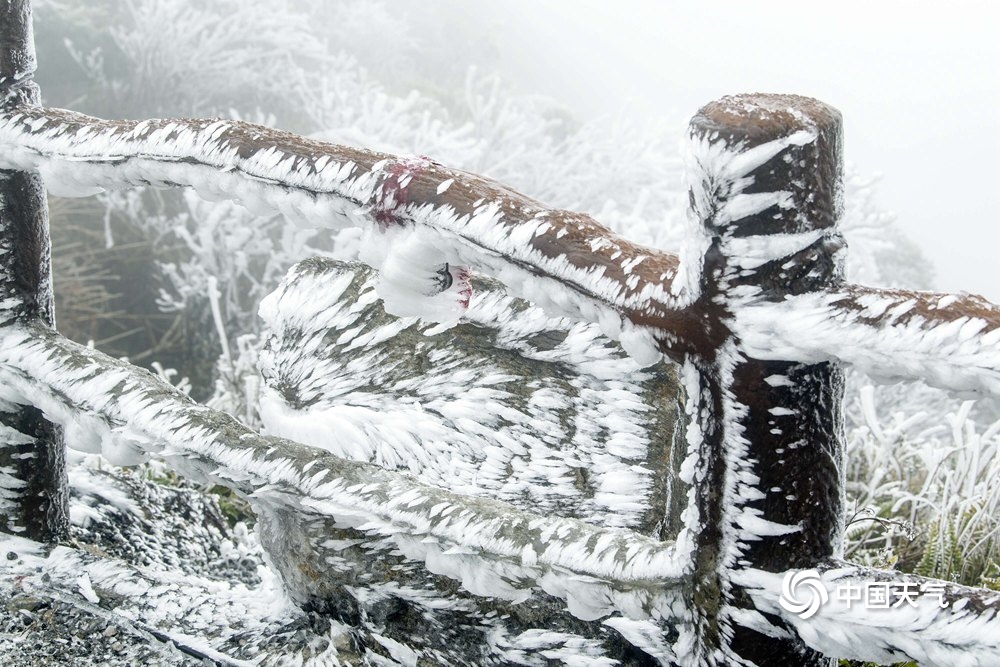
(32, 0), (999, 615)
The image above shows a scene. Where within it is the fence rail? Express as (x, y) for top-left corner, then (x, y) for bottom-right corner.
(3, 310), (999, 666)
(2, 105), (998, 393)
(3, 1), (1000, 664)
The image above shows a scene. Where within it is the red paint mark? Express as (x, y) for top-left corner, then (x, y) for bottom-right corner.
(375, 157), (431, 227)
(452, 265), (473, 309)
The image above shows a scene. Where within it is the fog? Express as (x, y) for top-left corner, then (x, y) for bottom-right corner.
(468, 0), (1000, 299)
(34, 0), (1000, 299)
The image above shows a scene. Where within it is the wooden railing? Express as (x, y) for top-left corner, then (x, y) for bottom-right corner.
(2, 1), (1000, 664)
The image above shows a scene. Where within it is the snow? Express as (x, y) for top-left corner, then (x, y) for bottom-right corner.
(7, 103), (992, 394)
(76, 573), (100, 604)
(0, 517), (299, 665)
(371, 634), (419, 666)
(358, 225), (472, 324)
(735, 289), (1000, 396)
(0, 422), (32, 525)
(0, 318), (688, 635)
(0, 106), (688, 366)
(256, 258), (680, 532)
(739, 565), (1000, 666)
(3, 87), (1000, 664)
(686, 127), (817, 233)
(697, 343), (806, 650)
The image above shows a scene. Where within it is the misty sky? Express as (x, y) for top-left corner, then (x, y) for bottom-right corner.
(470, 1), (999, 299)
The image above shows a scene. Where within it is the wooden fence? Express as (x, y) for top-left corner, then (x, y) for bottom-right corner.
(2, 1), (1000, 664)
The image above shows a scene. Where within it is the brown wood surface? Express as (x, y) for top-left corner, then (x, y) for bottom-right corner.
(0, 0), (68, 541)
(686, 93), (845, 665)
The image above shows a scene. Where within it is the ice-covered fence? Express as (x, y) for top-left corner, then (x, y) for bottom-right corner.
(3, 0), (1000, 664)
(0, 0), (68, 543)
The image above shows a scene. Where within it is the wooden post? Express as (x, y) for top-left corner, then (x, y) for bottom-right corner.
(682, 94), (845, 664)
(0, 0), (68, 541)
